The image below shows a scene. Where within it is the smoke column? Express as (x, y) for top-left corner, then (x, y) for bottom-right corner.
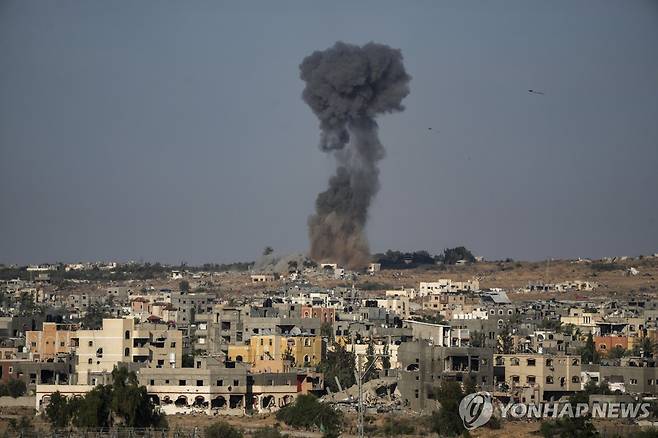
(300, 42), (411, 268)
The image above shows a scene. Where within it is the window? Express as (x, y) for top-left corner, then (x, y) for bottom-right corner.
(527, 375), (536, 384)
(510, 358), (520, 366)
(60, 342), (65, 347)
(150, 379), (154, 386)
(571, 358), (579, 366)
(125, 330), (130, 340)
(546, 376), (554, 384)
(233, 379), (239, 386)
(546, 359), (553, 367)
(179, 380), (186, 386)
(630, 379), (638, 385)
(88, 341), (93, 347)
(196, 380), (203, 386)
(527, 359), (536, 366)
(124, 348), (130, 357)
(217, 379), (223, 386)
(171, 342), (176, 347)
(88, 358), (93, 364)
(511, 375), (520, 383)
(572, 376), (580, 383)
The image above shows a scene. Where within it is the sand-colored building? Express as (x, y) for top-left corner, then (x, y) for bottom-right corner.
(227, 334), (323, 369)
(497, 353), (582, 402)
(26, 323), (78, 361)
(74, 318), (182, 385)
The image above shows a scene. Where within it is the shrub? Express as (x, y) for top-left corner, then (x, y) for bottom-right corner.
(380, 417), (415, 436)
(206, 421), (243, 438)
(276, 395), (341, 435)
(252, 427), (288, 438)
(0, 378), (27, 397)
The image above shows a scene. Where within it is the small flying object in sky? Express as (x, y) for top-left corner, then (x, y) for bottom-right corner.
(528, 89), (545, 95)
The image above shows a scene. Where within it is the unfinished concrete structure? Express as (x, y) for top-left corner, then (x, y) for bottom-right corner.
(397, 340), (493, 412)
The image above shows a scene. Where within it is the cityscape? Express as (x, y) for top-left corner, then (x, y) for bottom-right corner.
(1, 1), (657, 437)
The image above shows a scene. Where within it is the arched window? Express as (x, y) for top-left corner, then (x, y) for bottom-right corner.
(124, 348), (130, 357)
(125, 330), (130, 340)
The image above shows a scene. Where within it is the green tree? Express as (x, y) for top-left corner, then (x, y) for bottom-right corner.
(111, 366), (166, 428)
(18, 292), (37, 315)
(470, 330), (486, 348)
(319, 344), (356, 392)
(581, 333), (600, 364)
(381, 343), (391, 370)
(45, 392), (73, 428)
(463, 374), (477, 394)
(634, 337), (657, 358)
(263, 246), (274, 256)
(182, 353), (195, 368)
(429, 381), (466, 436)
(0, 377), (27, 398)
(179, 280), (190, 293)
(282, 347), (296, 367)
(206, 421), (244, 438)
(276, 394), (341, 436)
(497, 323), (514, 354)
(320, 322), (334, 339)
(540, 414), (598, 438)
(441, 246), (475, 265)
(607, 345), (626, 359)
(72, 385), (113, 428)
(81, 301), (111, 329)
(43, 366), (165, 430)
(363, 340), (378, 382)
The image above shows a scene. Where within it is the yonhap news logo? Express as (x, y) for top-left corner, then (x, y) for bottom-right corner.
(458, 391), (652, 430)
(458, 391), (494, 430)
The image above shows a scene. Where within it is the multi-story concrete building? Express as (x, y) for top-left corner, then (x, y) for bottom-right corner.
(25, 323), (78, 361)
(583, 358), (658, 395)
(227, 334), (324, 368)
(419, 279), (479, 297)
(73, 318), (182, 384)
(496, 353), (582, 402)
(398, 340), (493, 412)
(300, 306), (335, 324)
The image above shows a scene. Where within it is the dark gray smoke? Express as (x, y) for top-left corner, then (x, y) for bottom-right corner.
(300, 42), (411, 268)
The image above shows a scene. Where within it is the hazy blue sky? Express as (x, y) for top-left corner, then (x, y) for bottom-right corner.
(1, 1), (657, 265)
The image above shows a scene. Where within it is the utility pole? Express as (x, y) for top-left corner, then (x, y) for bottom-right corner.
(355, 351), (390, 438)
(357, 354), (364, 438)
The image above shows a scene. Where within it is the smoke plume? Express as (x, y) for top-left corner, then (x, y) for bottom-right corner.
(300, 41), (411, 268)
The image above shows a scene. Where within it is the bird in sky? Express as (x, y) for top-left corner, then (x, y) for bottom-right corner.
(528, 89), (545, 95)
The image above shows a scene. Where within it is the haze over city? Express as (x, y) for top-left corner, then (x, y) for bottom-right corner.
(2, 1), (657, 265)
